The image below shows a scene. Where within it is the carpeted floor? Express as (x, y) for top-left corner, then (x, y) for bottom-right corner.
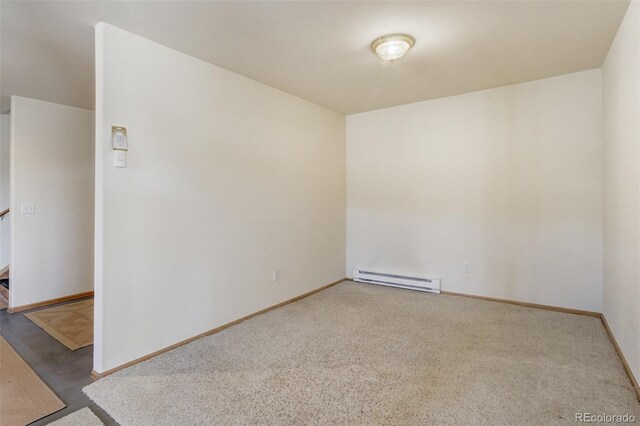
(48, 407), (104, 426)
(84, 282), (640, 425)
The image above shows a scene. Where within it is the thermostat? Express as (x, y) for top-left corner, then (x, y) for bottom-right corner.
(111, 126), (128, 151)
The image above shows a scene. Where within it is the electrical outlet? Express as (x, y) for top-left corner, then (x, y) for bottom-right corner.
(21, 203), (35, 214)
(463, 263), (471, 273)
(273, 270), (281, 282)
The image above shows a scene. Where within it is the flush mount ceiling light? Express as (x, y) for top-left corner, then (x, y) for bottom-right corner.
(371, 33), (415, 61)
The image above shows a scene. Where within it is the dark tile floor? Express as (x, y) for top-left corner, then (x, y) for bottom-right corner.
(1, 298), (117, 425)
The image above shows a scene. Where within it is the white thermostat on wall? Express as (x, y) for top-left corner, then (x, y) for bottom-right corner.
(111, 126), (128, 151)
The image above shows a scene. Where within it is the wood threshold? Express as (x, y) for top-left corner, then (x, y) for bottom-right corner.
(601, 315), (640, 401)
(91, 278), (346, 380)
(8, 291), (94, 313)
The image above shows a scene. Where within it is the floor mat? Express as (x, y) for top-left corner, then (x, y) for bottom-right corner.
(25, 299), (93, 350)
(0, 336), (65, 426)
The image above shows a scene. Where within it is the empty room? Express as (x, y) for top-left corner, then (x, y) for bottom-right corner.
(0, 1), (639, 425)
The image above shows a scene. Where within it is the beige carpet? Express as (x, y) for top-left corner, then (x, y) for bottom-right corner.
(48, 408), (104, 425)
(84, 282), (640, 425)
(25, 299), (93, 350)
(0, 336), (65, 426)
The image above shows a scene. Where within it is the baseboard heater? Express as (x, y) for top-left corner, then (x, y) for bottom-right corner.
(353, 269), (441, 293)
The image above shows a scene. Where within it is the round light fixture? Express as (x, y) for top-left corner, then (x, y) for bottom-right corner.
(371, 33), (415, 61)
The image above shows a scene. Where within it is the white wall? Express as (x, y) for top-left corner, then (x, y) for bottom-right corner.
(347, 70), (603, 312)
(10, 96), (94, 308)
(0, 113), (10, 269)
(602, 0), (640, 384)
(94, 24), (346, 373)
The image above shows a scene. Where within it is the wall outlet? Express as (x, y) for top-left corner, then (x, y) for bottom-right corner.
(273, 270), (281, 282)
(463, 263), (471, 273)
(21, 203), (35, 214)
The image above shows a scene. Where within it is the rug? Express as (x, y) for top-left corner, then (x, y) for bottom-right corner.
(25, 299), (93, 350)
(0, 336), (65, 425)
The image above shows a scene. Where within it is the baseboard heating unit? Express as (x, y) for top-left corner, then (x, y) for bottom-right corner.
(353, 269), (441, 293)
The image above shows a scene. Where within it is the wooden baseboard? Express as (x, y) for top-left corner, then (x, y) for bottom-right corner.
(8, 291), (94, 313)
(345, 278), (601, 317)
(601, 315), (640, 401)
(439, 290), (601, 318)
(91, 278), (347, 380)
(353, 280), (640, 400)
(395, 285), (639, 401)
(90, 279), (640, 404)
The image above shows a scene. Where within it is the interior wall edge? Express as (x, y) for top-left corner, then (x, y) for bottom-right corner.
(8, 96), (16, 309)
(92, 21), (106, 377)
(602, 314), (640, 401)
(601, 0), (640, 391)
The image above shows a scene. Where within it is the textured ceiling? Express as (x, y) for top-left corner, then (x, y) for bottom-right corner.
(0, 1), (630, 114)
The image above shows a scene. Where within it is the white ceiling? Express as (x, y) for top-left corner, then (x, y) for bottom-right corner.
(0, 1), (630, 114)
